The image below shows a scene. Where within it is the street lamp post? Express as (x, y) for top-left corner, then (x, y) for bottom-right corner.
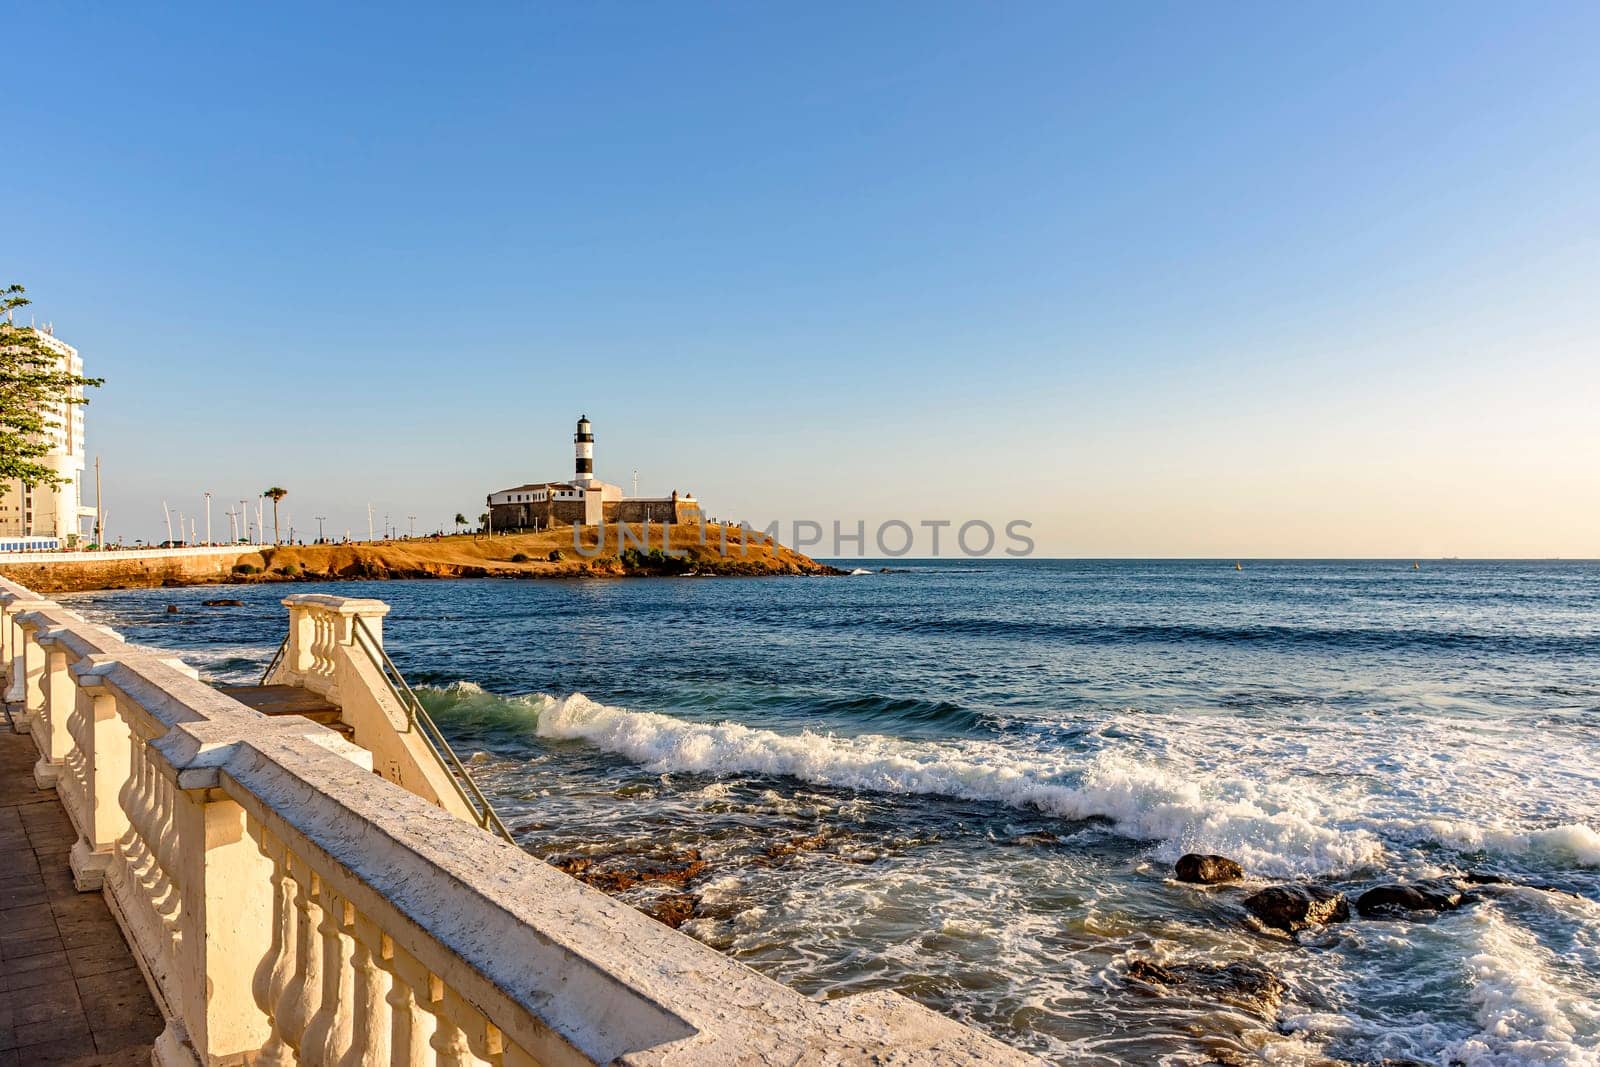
(408, 515), (415, 539)
(203, 492), (212, 546)
(315, 515), (326, 543)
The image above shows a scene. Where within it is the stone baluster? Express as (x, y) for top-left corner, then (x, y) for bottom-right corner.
(255, 834), (301, 1067)
(151, 767), (182, 926)
(303, 892), (357, 1064)
(123, 722), (161, 894)
(429, 986), (498, 1067)
(386, 954), (438, 1067)
(274, 861), (325, 1060)
(341, 919), (393, 1067)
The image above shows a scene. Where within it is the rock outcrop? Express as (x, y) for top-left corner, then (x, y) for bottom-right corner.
(1356, 882), (1463, 917)
(1126, 959), (1286, 1017)
(1174, 853), (1244, 884)
(1243, 885), (1350, 932)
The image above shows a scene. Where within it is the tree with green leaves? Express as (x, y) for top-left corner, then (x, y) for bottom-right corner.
(454, 512), (467, 535)
(263, 487), (287, 544)
(1, 285), (102, 489)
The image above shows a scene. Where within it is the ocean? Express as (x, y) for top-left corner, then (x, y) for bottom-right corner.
(61, 560), (1600, 1065)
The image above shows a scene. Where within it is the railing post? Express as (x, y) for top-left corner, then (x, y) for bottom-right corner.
(3, 596), (53, 705)
(172, 791), (276, 1063)
(67, 668), (131, 891)
(34, 641), (73, 789)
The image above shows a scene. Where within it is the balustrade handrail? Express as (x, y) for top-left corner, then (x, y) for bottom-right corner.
(258, 633), (288, 687)
(349, 615), (513, 843)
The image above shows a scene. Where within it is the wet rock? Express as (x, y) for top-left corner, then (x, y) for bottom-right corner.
(1126, 958), (1286, 1017)
(202, 598), (244, 607)
(1356, 882), (1463, 917)
(643, 893), (698, 929)
(1005, 831), (1060, 848)
(763, 831), (831, 861)
(165, 604), (180, 613)
(1175, 853), (1244, 884)
(553, 848), (707, 893)
(1243, 884), (1350, 932)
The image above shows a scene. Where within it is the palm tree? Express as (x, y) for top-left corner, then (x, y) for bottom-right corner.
(454, 512), (467, 535)
(263, 488), (287, 545)
(478, 512), (489, 534)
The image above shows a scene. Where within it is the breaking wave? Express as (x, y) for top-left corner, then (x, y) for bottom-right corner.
(425, 685), (1385, 875)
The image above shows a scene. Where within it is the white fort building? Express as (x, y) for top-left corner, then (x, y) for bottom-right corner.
(487, 415), (700, 531)
(0, 326), (96, 550)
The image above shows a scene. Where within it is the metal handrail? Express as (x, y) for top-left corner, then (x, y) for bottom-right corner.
(260, 634), (288, 687)
(350, 616), (513, 843)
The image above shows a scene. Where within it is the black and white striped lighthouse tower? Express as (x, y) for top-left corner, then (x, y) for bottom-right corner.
(573, 415), (595, 484)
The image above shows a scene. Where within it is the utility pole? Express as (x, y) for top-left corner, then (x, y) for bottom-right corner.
(367, 503), (375, 543)
(256, 497), (264, 546)
(239, 499), (249, 543)
(93, 457), (103, 545)
(315, 515), (326, 543)
(408, 515), (415, 539)
(633, 469), (639, 498)
(203, 492), (212, 546)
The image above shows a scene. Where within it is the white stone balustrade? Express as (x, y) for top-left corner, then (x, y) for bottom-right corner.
(273, 594), (390, 704)
(269, 594), (472, 822)
(0, 576), (1037, 1067)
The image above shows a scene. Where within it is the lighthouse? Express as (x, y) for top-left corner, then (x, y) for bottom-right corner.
(574, 414), (595, 485)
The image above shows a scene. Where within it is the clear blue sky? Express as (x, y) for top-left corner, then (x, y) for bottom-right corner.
(6, 3), (1598, 555)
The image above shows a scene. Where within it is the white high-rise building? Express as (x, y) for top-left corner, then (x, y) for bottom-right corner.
(0, 327), (95, 544)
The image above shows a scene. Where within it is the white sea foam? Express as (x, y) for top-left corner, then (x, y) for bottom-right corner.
(1418, 819), (1600, 868)
(1441, 906), (1600, 1066)
(524, 692), (1383, 875)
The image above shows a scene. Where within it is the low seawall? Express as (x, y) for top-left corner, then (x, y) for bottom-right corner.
(0, 545), (260, 593)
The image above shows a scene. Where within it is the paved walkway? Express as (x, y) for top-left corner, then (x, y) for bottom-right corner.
(0, 716), (161, 1066)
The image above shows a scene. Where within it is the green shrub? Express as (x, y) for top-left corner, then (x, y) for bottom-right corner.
(277, 563), (300, 577)
(510, 552), (530, 563)
(233, 563), (258, 575)
(547, 549), (564, 562)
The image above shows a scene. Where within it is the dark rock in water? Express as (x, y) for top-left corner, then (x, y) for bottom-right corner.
(165, 604), (180, 613)
(1357, 882), (1463, 917)
(1126, 958), (1286, 1017)
(1175, 853), (1244, 884)
(553, 848), (707, 893)
(1243, 884), (1349, 932)
(643, 893), (697, 929)
(202, 598), (244, 607)
(763, 831), (832, 862)
(1005, 831), (1061, 848)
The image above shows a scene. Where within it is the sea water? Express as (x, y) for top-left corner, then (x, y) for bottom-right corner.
(62, 560), (1600, 1065)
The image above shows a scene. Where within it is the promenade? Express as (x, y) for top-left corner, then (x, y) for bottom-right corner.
(0, 722), (160, 1065)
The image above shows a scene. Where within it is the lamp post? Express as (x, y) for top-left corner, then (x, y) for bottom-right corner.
(315, 515), (326, 544)
(408, 515), (415, 539)
(203, 491), (212, 546)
